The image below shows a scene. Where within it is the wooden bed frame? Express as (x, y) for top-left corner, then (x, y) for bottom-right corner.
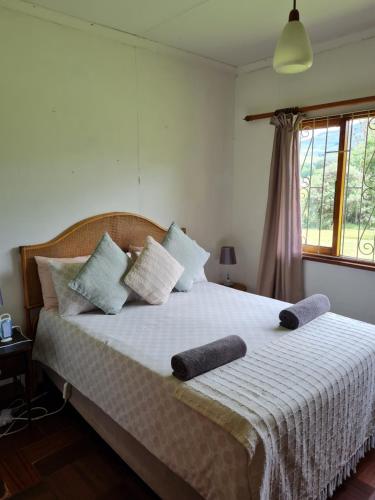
(20, 212), (202, 500)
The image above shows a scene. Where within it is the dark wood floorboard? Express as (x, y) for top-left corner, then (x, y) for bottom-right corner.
(1, 386), (375, 499)
(0, 387), (158, 500)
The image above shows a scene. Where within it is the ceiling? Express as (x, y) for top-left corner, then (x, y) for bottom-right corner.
(23, 0), (375, 66)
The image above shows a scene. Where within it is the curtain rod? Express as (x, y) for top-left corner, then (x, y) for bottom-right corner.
(243, 95), (375, 122)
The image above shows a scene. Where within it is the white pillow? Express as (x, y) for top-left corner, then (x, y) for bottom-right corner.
(124, 236), (184, 305)
(35, 255), (89, 309)
(128, 245), (207, 283)
(49, 261), (96, 316)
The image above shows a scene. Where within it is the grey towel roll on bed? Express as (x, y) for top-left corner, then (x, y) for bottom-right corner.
(172, 335), (247, 381)
(279, 294), (331, 330)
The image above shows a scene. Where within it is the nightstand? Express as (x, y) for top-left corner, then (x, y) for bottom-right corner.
(0, 328), (33, 424)
(225, 282), (248, 292)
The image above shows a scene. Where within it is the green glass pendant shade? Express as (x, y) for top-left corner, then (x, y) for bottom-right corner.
(273, 6), (313, 74)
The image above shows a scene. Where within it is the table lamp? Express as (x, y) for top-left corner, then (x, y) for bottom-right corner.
(220, 246), (236, 286)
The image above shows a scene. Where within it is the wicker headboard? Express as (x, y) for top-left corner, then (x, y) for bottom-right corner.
(19, 212), (167, 337)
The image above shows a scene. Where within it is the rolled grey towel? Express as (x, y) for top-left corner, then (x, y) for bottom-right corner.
(279, 294), (330, 330)
(172, 335), (247, 381)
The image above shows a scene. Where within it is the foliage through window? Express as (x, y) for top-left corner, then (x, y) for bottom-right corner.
(299, 112), (375, 264)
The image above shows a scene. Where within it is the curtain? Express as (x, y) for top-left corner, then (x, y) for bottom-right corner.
(256, 111), (304, 303)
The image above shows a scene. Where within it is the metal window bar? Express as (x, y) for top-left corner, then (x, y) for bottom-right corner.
(305, 121), (316, 246)
(299, 124), (314, 245)
(357, 114), (375, 261)
(355, 114), (370, 260)
(340, 118), (353, 257)
(317, 117), (330, 249)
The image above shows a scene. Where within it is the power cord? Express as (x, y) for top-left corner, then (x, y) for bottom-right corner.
(0, 385), (71, 439)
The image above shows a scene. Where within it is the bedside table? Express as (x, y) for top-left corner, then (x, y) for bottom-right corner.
(224, 282), (248, 292)
(0, 328), (33, 424)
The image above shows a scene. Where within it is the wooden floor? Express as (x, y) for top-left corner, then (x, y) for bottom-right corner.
(0, 386), (158, 500)
(1, 386), (375, 500)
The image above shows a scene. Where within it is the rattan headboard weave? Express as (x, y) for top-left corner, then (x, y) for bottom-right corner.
(20, 212), (167, 335)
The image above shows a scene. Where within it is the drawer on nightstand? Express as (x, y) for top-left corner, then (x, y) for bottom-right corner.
(0, 355), (26, 379)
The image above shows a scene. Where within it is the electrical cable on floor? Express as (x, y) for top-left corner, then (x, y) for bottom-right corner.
(0, 420), (28, 438)
(8, 397), (25, 412)
(0, 390), (68, 439)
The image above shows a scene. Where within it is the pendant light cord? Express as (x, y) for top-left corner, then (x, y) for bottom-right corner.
(289, 0), (300, 21)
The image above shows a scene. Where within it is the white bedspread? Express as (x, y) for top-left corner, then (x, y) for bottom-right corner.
(175, 311), (375, 500)
(33, 282), (290, 500)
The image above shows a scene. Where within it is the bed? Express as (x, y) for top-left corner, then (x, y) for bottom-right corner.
(20, 212), (375, 500)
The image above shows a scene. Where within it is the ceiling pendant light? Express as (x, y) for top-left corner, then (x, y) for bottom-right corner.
(273, 0), (313, 74)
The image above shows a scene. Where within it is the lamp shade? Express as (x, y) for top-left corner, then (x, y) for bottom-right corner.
(273, 19), (313, 74)
(220, 246), (236, 265)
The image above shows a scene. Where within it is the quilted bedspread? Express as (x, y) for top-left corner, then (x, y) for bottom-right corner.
(175, 312), (375, 500)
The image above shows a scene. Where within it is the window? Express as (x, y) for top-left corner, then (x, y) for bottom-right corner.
(299, 112), (375, 267)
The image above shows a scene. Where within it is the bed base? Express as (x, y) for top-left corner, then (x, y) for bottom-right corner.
(42, 364), (203, 500)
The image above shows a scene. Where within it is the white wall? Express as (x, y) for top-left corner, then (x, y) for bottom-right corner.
(2, 3), (373, 328)
(0, 6), (235, 325)
(232, 36), (375, 323)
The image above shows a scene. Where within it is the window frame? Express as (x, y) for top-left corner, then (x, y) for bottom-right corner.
(300, 111), (375, 271)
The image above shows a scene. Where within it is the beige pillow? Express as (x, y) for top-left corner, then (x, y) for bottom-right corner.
(35, 255), (89, 309)
(124, 236), (184, 305)
(129, 245), (207, 283)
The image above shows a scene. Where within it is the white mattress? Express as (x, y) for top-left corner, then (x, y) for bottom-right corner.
(33, 282), (291, 500)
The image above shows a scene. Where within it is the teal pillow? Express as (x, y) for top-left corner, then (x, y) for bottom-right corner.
(162, 223), (210, 292)
(69, 233), (131, 314)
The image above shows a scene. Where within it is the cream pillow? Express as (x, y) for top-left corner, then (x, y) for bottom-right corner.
(35, 255), (89, 309)
(129, 244), (207, 283)
(124, 236), (184, 305)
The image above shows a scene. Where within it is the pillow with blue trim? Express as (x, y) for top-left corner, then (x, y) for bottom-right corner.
(162, 223), (210, 292)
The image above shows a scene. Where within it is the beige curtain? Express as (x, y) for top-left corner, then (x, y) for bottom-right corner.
(256, 111), (304, 303)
